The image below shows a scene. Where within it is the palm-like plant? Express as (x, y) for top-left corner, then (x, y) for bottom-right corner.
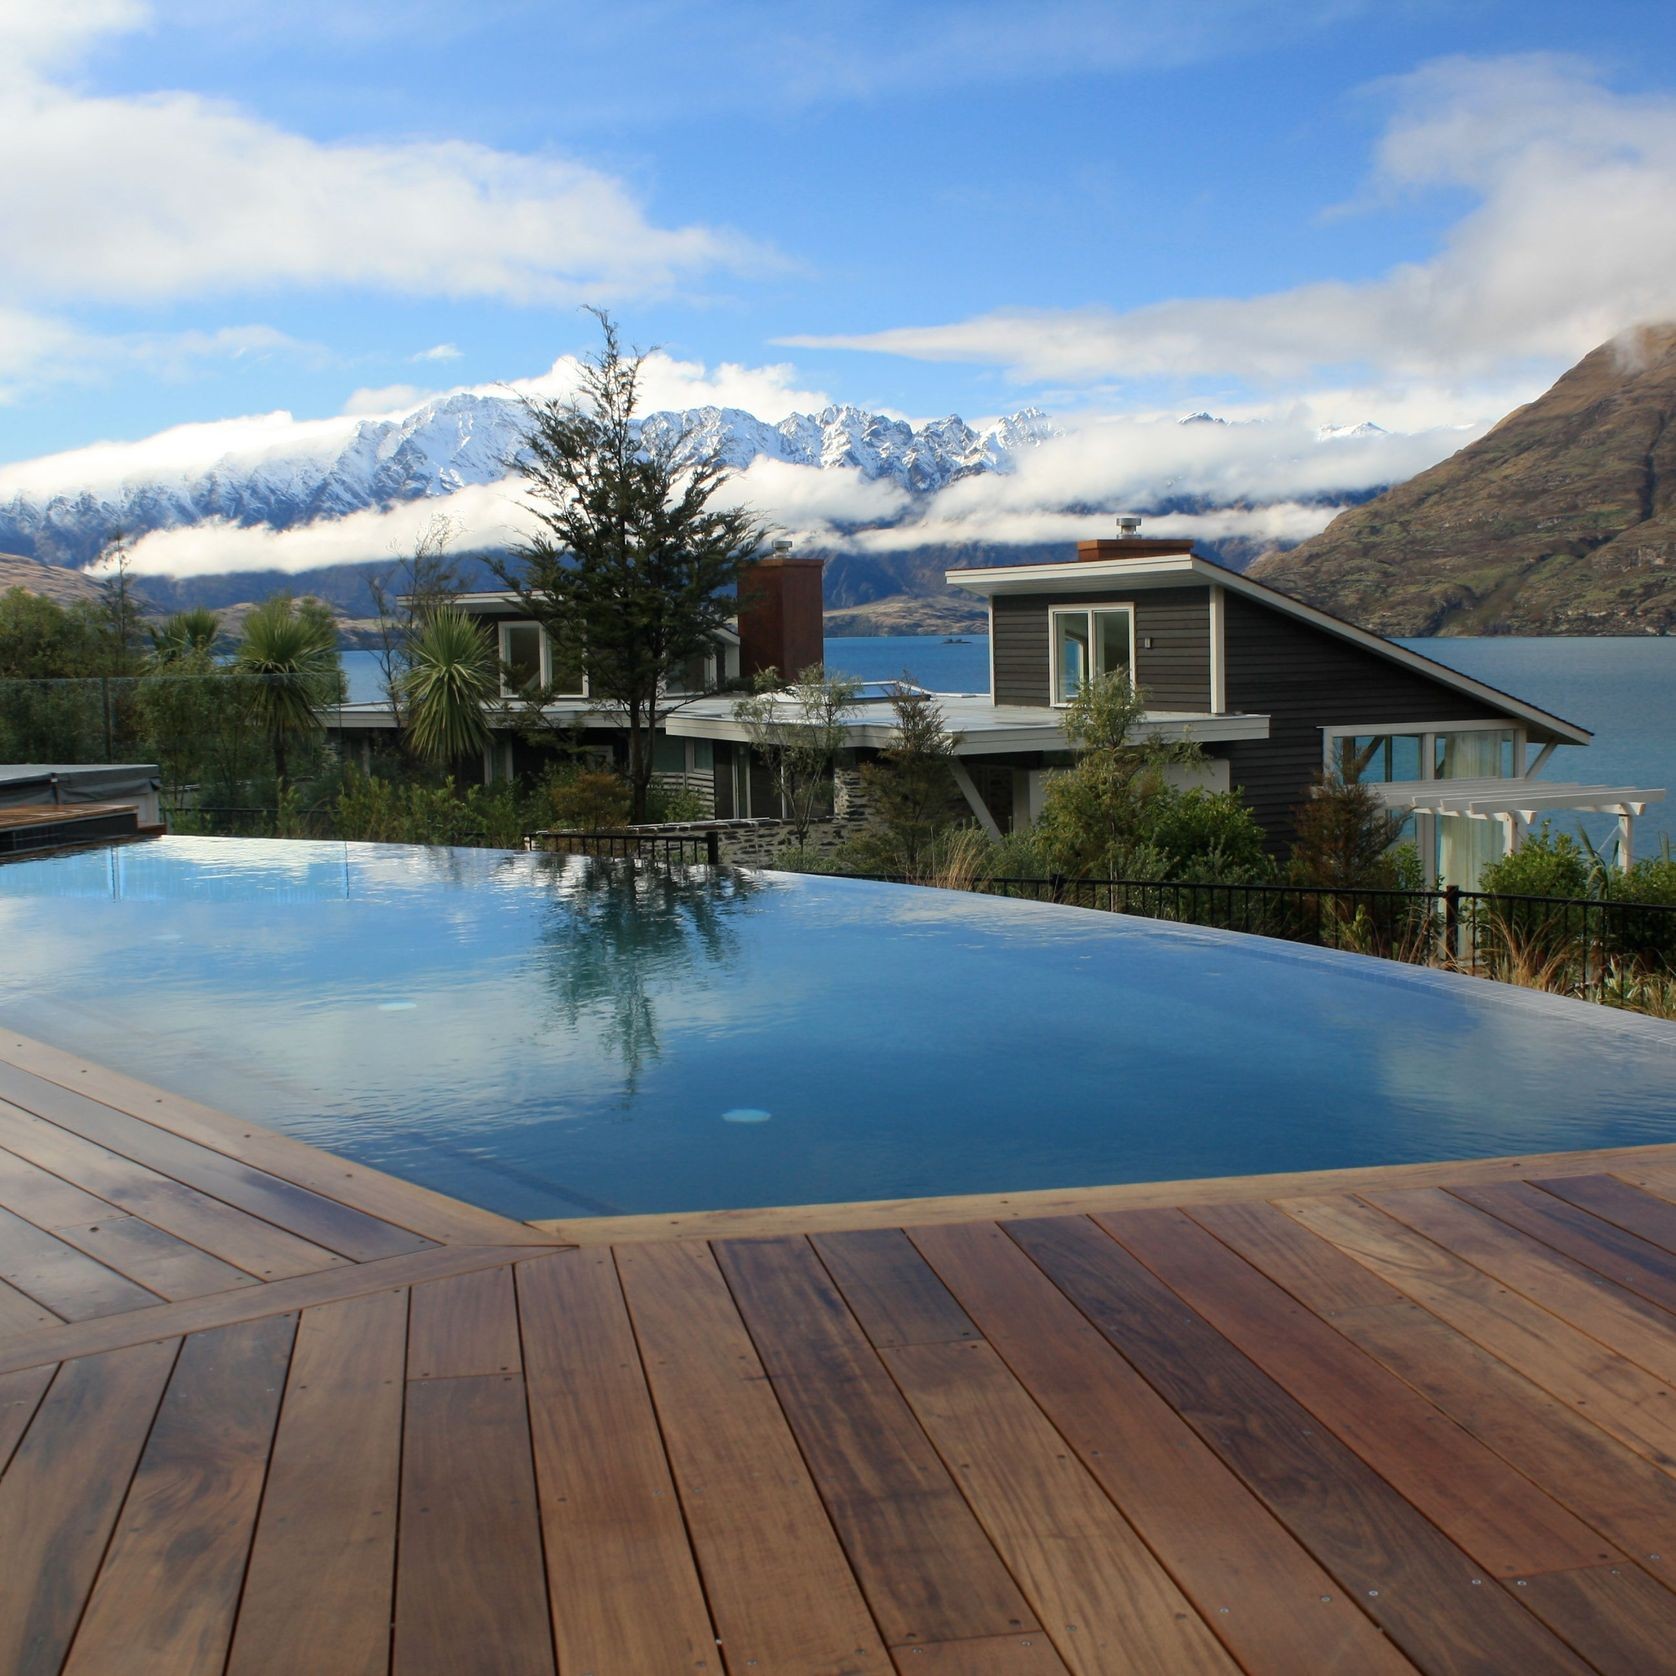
(234, 596), (342, 785)
(148, 607), (222, 665)
(401, 607), (496, 768)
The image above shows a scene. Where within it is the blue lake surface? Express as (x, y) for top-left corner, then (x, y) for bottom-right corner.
(2, 836), (1671, 1220)
(344, 633), (1675, 851)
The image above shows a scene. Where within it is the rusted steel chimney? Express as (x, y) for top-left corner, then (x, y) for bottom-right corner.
(738, 539), (825, 679)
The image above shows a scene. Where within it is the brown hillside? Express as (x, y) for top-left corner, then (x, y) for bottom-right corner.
(1251, 324), (1676, 635)
(0, 551), (106, 608)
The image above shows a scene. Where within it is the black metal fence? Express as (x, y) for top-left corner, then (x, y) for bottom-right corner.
(854, 874), (1676, 983)
(524, 831), (1676, 985)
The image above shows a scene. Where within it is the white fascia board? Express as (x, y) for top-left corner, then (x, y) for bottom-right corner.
(945, 556), (1198, 594)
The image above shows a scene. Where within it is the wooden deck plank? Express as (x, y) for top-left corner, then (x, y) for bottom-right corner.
(516, 1250), (718, 1676)
(0, 1364), (54, 1473)
(889, 1637), (1071, 1674)
(884, 1337), (1237, 1675)
(50, 1213), (258, 1301)
(0, 1275), (58, 1335)
(1536, 1173), (1676, 1256)
(1009, 1214), (1595, 1676)
(1452, 1179), (1676, 1314)
(62, 1314), (295, 1676)
(0, 1146), (117, 1227)
(1283, 1194), (1676, 1472)
(1498, 1563), (1676, 1676)
(715, 1234), (1036, 1649)
(1099, 1205), (1616, 1578)
(0, 1029), (555, 1248)
(0, 1339), (179, 1676)
(0, 1100), (346, 1281)
(0, 1242), (538, 1376)
(906, 1220), (1417, 1676)
(615, 1238), (893, 1676)
(812, 1227), (983, 1348)
(394, 1374), (555, 1676)
(407, 1264), (521, 1379)
(0, 1061), (431, 1263)
(1193, 1198), (1676, 1592)
(0, 1201), (163, 1321)
(228, 1290), (407, 1676)
(1367, 1186), (1676, 1386)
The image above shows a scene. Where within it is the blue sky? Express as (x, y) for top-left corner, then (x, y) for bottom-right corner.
(4, 0), (1675, 503)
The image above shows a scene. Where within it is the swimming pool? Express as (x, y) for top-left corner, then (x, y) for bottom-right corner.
(2, 836), (1673, 1220)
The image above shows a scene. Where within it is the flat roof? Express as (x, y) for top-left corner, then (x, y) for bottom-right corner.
(946, 553), (1592, 748)
(664, 692), (1271, 755)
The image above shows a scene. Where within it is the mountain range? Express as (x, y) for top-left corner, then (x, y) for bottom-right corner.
(1253, 325), (1676, 635)
(0, 396), (1064, 573)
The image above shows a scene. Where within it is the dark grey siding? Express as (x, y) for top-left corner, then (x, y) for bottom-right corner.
(1220, 592), (1504, 847)
(990, 587), (1210, 710)
(991, 595), (1051, 705)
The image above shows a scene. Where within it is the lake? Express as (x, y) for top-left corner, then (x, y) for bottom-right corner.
(341, 634), (1676, 855)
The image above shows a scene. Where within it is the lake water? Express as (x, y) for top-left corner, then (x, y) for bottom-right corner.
(341, 633), (1676, 854)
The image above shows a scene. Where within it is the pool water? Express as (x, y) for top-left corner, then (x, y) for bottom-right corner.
(2, 837), (1673, 1220)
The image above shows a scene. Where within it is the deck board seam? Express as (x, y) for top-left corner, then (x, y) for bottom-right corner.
(1347, 1189), (1676, 1405)
(0, 1033), (554, 1250)
(986, 1214), (1567, 1665)
(0, 1244), (562, 1375)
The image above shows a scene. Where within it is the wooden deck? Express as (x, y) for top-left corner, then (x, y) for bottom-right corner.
(5, 1029), (1676, 1671)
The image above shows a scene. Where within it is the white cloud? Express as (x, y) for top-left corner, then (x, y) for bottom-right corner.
(0, 409), (361, 500)
(121, 478), (535, 579)
(412, 343), (463, 363)
(0, 6), (771, 320)
(340, 384), (432, 417)
(496, 351), (834, 422)
(0, 312), (318, 406)
(782, 56), (1676, 395)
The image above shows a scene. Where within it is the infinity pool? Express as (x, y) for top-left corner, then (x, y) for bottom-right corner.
(2, 837), (1672, 1220)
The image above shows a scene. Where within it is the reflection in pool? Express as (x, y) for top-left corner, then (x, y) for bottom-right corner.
(2, 836), (1673, 1219)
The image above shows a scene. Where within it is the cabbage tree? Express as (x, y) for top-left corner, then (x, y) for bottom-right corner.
(234, 595), (342, 785)
(401, 606), (496, 768)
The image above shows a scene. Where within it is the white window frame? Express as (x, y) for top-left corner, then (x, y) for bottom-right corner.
(1319, 720), (1528, 781)
(1048, 603), (1137, 708)
(499, 620), (589, 700)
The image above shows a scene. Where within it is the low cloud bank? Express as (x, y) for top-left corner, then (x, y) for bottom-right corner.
(116, 410), (1466, 579)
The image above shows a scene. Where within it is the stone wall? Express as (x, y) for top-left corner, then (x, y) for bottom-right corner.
(532, 803), (876, 868)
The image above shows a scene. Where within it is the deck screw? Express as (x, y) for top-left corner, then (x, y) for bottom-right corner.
(1515, 1580), (1528, 1588)
(1319, 1596), (1332, 1604)
(1471, 1579), (1482, 1586)
(1218, 1607), (1229, 1615)
(1652, 1554), (1664, 1561)
(1367, 1589), (1379, 1598)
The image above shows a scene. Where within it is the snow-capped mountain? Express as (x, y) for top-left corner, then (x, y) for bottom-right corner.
(0, 393), (1062, 567)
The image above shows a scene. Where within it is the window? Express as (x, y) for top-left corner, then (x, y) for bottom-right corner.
(498, 621), (586, 698)
(673, 651), (712, 694)
(1051, 606), (1134, 705)
(1335, 733), (1424, 783)
(499, 622), (543, 698)
(1436, 729), (1515, 779)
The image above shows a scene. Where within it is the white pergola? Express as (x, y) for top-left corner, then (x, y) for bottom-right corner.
(1374, 778), (1667, 867)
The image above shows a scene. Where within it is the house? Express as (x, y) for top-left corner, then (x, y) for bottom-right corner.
(929, 526), (1663, 887)
(325, 527), (1663, 888)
